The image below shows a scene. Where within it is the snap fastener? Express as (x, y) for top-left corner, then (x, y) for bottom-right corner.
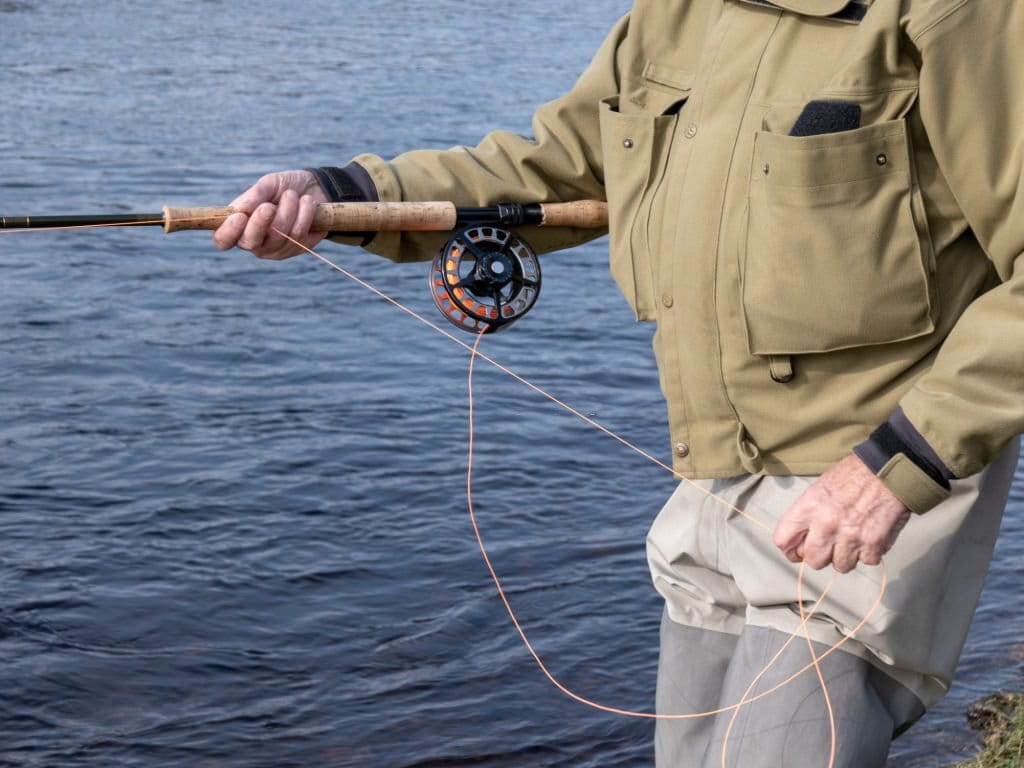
(623, 138), (635, 149)
(661, 293), (674, 308)
(684, 123), (698, 139)
(763, 163), (770, 175)
(876, 153), (888, 166)
(675, 442), (691, 459)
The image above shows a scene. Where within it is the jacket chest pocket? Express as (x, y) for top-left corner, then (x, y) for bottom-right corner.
(599, 82), (685, 320)
(742, 118), (937, 354)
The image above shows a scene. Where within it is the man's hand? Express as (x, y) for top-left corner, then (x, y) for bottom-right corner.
(212, 170), (328, 260)
(772, 454), (912, 573)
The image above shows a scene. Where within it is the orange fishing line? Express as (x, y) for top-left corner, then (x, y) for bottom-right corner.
(799, 560), (838, 768)
(4, 218), (892, 767)
(464, 326), (885, 741)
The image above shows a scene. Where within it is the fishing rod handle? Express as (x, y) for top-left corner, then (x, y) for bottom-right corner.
(162, 202), (460, 234)
(161, 200), (608, 233)
(539, 200), (608, 229)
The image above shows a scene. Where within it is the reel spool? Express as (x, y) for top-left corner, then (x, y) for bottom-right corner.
(429, 225), (541, 334)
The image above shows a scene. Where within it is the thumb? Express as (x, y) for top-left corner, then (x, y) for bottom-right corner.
(773, 499), (812, 561)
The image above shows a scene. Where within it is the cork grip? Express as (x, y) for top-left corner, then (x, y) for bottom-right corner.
(162, 206), (235, 233)
(162, 202), (460, 234)
(312, 202), (458, 232)
(539, 200), (608, 229)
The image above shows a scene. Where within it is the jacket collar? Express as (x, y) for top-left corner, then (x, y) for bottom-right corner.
(736, 0), (870, 24)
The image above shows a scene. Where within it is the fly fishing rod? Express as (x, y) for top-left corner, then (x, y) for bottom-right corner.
(0, 200), (609, 335)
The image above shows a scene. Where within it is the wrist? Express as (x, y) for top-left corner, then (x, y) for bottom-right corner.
(853, 408), (956, 515)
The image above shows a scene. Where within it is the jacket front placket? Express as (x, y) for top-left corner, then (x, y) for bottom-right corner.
(656, 2), (781, 478)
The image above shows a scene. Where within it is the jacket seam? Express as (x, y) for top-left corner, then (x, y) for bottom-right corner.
(817, 83), (918, 98)
(764, 170), (909, 189)
(909, 0), (970, 45)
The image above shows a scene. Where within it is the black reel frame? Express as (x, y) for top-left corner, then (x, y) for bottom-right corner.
(429, 224), (541, 335)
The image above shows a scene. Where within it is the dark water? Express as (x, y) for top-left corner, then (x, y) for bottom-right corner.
(0, 2), (1020, 766)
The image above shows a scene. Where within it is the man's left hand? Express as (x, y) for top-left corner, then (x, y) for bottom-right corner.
(772, 454), (912, 573)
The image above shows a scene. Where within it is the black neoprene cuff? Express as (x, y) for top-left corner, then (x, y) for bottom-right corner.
(853, 417), (953, 491)
(306, 164), (379, 246)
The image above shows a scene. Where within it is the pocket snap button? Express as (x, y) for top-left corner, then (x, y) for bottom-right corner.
(675, 442), (691, 459)
(684, 123), (698, 139)
(662, 293), (674, 308)
(876, 153), (888, 166)
(623, 138), (635, 149)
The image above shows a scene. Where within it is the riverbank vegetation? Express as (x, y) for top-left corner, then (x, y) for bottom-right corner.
(954, 693), (1024, 767)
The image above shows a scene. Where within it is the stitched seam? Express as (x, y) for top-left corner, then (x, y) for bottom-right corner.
(817, 83), (918, 98)
(910, 0), (970, 44)
(759, 123), (906, 149)
(764, 170), (909, 189)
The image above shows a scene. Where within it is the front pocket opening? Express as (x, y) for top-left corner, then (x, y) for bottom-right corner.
(600, 97), (681, 320)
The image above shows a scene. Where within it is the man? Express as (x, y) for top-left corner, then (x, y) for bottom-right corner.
(213, 1), (1024, 765)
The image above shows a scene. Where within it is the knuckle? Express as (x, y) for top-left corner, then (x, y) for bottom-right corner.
(864, 531), (888, 549)
(816, 521), (839, 539)
(238, 234), (262, 252)
(860, 550), (882, 566)
(804, 549), (830, 570)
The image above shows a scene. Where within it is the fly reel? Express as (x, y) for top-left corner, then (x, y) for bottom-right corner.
(429, 224), (541, 334)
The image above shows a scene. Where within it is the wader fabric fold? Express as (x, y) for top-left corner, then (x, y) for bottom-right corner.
(646, 438), (1020, 708)
(655, 617), (924, 768)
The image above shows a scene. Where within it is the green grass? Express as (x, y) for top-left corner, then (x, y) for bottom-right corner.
(954, 693), (1024, 768)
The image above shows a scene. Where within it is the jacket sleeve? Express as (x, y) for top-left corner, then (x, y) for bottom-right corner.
(342, 13), (630, 263)
(891, 2), (1024, 505)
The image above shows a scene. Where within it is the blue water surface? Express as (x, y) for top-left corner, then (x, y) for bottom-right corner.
(0, 2), (1021, 766)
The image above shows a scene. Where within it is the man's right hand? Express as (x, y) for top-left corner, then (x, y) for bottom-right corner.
(212, 170), (329, 260)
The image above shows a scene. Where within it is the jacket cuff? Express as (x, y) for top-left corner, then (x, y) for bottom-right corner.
(876, 453), (952, 515)
(854, 409), (953, 482)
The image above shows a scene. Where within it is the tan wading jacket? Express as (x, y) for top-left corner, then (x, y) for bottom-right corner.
(346, 0), (1024, 513)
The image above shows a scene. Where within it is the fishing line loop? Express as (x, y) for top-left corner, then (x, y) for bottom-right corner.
(3, 216), (892, 768)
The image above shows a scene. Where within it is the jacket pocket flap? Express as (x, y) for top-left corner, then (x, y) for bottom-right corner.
(754, 119), (910, 188)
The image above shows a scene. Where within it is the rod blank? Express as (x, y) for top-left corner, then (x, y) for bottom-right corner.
(0, 213), (163, 229)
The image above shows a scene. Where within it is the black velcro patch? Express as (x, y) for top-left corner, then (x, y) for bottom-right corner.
(789, 100), (862, 136)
